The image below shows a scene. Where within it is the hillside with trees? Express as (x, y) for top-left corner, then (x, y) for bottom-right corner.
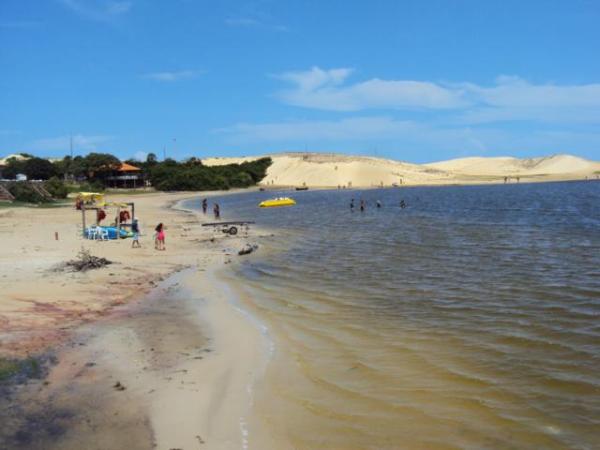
(0, 152), (272, 202)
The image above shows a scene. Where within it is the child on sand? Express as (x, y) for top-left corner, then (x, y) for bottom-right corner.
(155, 223), (166, 251)
(131, 218), (141, 248)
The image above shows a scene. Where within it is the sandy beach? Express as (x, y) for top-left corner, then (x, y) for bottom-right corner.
(0, 191), (277, 449)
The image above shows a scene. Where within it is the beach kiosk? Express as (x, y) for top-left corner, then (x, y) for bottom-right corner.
(76, 192), (136, 239)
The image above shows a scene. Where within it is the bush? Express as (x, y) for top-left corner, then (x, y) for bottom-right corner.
(8, 183), (51, 203)
(147, 157), (272, 191)
(68, 180), (106, 193)
(44, 177), (69, 199)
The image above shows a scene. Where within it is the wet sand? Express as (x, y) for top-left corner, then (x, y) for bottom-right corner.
(1, 263), (274, 449)
(0, 191), (279, 449)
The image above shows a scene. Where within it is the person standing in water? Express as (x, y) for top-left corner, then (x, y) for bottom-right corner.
(360, 200), (365, 212)
(350, 198), (355, 212)
(213, 203), (221, 220)
(400, 199), (406, 209)
(376, 200), (382, 208)
(202, 198), (208, 214)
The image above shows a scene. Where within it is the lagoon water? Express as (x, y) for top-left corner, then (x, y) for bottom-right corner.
(185, 182), (600, 449)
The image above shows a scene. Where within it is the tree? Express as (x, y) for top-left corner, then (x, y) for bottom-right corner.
(44, 176), (69, 198)
(146, 153), (158, 165)
(83, 153), (121, 182)
(2, 157), (25, 179)
(23, 157), (57, 180)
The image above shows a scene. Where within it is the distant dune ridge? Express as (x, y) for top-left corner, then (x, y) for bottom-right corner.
(205, 152), (600, 188)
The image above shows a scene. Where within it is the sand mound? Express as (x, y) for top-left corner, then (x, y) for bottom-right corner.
(426, 154), (600, 177)
(204, 153), (451, 188)
(203, 152), (600, 187)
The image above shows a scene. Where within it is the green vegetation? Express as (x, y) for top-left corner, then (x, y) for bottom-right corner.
(147, 157), (272, 191)
(0, 358), (20, 382)
(0, 200), (70, 209)
(0, 357), (43, 383)
(44, 177), (69, 199)
(2, 156), (58, 180)
(66, 180), (106, 193)
(2, 152), (271, 193)
(7, 183), (52, 203)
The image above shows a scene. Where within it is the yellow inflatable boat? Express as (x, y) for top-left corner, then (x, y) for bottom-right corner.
(259, 197), (296, 208)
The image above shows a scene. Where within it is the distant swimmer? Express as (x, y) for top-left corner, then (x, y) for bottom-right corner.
(400, 200), (406, 209)
(360, 200), (365, 212)
(376, 200), (382, 208)
(350, 198), (355, 211)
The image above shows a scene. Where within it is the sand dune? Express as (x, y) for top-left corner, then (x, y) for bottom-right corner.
(205, 153), (453, 187)
(426, 154), (600, 177)
(204, 152), (600, 187)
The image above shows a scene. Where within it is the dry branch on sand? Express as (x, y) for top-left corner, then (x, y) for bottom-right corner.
(60, 248), (113, 272)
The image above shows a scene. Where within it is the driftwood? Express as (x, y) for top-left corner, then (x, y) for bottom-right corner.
(64, 248), (113, 272)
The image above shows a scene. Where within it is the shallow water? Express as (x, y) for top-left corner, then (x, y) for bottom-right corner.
(186, 181), (600, 449)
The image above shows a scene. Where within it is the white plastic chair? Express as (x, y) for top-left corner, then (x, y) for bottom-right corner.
(87, 226), (98, 240)
(98, 228), (109, 241)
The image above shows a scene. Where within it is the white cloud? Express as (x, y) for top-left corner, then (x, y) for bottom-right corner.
(142, 70), (201, 82)
(133, 151), (147, 161)
(217, 116), (417, 142)
(457, 76), (600, 124)
(59, 0), (132, 21)
(276, 67), (468, 111)
(216, 117), (490, 150)
(30, 134), (113, 152)
(216, 116), (600, 159)
(274, 67), (600, 123)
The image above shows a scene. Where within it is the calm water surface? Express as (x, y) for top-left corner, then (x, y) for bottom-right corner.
(186, 181), (600, 449)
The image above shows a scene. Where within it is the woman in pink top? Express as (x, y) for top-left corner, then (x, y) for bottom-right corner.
(155, 223), (166, 251)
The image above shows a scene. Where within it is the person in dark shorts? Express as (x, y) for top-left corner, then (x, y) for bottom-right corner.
(213, 203), (221, 220)
(202, 198), (208, 214)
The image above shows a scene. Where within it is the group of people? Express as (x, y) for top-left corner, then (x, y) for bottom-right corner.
(350, 198), (407, 212)
(201, 198), (221, 219)
(128, 219), (164, 250)
(130, 199), (223, 252)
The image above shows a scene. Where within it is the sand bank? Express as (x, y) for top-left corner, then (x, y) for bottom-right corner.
(0, 192), (211, 357)
(0, 190), (283, 449)
(1, 264), (274, 450)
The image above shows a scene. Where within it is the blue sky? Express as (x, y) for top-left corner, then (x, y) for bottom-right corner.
(1, 0), (600, 163)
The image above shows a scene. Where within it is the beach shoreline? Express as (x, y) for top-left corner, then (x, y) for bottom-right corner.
(0, 189), (281, 449)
